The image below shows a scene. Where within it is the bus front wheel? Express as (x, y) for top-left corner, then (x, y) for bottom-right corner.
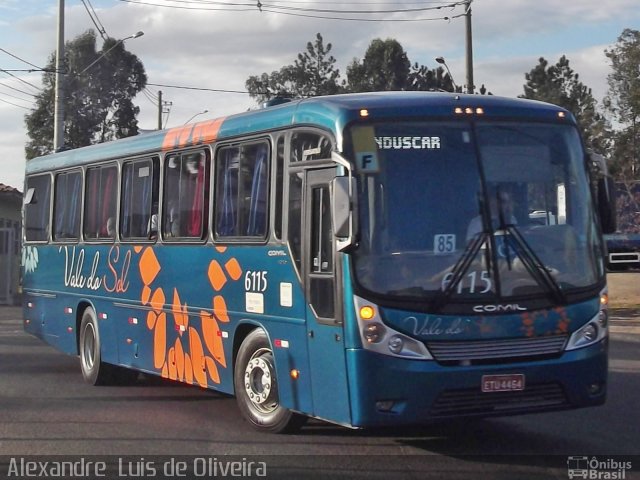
(79, 306), (113, 385)
(234, 329), (306, 433)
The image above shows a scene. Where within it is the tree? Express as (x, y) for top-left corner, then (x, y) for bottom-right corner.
(604, 29), (640, 230)
(605, 29), (640, 178)
(245, 34), (482, 105)
(346, 38), (410, 92)
(25, 30), (147, 159)
(521, 55), (610, 155)
(245, 33), (342, 103)
(407, 62), (457, 92)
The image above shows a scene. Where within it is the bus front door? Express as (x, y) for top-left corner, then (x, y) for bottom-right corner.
(303, 168), (351, 425)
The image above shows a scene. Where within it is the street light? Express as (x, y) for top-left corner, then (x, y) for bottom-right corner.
(183, 109), (209, 125)
(435, 56), (459, 92)
(79, 31), (144, 76)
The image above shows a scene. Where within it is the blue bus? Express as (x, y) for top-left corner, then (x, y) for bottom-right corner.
(22, 92), (616, 432)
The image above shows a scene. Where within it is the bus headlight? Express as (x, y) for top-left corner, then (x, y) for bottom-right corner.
(354, 295), (433, 360)
(364, 323), (385, 344)
(566, 288), (608, 351)
(388, 335), (404, 354)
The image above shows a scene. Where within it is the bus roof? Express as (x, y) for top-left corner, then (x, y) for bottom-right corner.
(25, 91), (575, 175)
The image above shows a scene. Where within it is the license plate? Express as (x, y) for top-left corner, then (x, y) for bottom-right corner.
(481, 374), (525, 393)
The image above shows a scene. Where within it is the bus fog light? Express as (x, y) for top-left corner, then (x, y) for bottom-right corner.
(375, 400), (395, 412)
(588, 382), (604, 395)
(583, 324), (598, 342)
(598, 309), (608, 327)
(364, 323), (385, 344)
(388, 335), (404, 354)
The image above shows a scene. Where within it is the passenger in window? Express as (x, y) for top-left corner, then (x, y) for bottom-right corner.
(466, 190), (517, 242)
(148, 202), (159, 240)
(166, 202), (180, 237)
(106, 217), (116, 238)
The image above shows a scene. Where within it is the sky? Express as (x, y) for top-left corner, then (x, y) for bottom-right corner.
(0, 0), (638, 191)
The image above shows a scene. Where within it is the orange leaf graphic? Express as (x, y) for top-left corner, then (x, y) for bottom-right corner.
(168, 346), (177, 380)
(141, 285), (152, 305)
(224, 258), (242, 281)
(185, 353), (193, 385)
(175, 337), (185, 381)
(206, 356), (220, 384)
(139, 247), (161, 285)
(189, 327), (208, 388)
(146, 310), (157, 330)
(207, 260), (227, 292)
(153, 312), (167, 369)
(150, 288), (166, 313)
(172, 288), (189, 333)
(213, 295), (229, 323)
(201, 311), (226, 368)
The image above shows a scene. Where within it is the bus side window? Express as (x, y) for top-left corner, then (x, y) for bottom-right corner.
(274, 136), (285, 240)
(53, 170), (82, 241)
(291, 132), (332, 162)
(287, 172), (303, 273)
(121, 158), (158, 240)
(163, 150), (209, 240)
(309, 184), (335, 318)
(84, 165), (117, 241)
(215, 141), (270, 240)
(24, 175), (51, 242)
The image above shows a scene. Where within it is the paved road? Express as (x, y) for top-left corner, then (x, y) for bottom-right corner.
(1, 305), (639, 479)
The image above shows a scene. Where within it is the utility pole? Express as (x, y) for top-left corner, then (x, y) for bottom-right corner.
(464, 0), (474, 94)
(53, 0), (65, 151)
(157, 90), (163, 130)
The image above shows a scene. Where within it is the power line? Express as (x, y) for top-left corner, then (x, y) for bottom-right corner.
(0, 48), (44, 71)
(260, 7), (463, 20)
(0, 88), (33, 103)
(141, 88), (159, 107)
(147, 82), (249, 94)
(0, 96), (31, 110)
(260, 1), (466, 14)
(81, 0), (108, 40)
(130, 0), (458, 5)
(143, 87), (159, 101)
(0, 81), (38, 98)
(117, 0), (466, 20)
(0, 69), (41, 92)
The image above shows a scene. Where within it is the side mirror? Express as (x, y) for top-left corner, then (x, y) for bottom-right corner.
(331, 176), (358, 251)
(597, 175), (617, 234)
(587, 152), (617, 234)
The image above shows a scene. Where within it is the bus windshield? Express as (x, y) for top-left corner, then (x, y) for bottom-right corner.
(350, 120), (604, 305)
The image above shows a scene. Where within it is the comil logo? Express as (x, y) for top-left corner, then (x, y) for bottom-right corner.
(567, 456), (632, 479)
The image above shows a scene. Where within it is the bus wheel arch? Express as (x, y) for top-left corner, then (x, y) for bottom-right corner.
(233, 327), (306, 433)
(75, 300), (93, 355)
(78, 305), (114, 385)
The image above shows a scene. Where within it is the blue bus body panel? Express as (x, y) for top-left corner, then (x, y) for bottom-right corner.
(345, 339), (607, 427)
(22, 243), (317, 416)
(380, 298), (599, 342)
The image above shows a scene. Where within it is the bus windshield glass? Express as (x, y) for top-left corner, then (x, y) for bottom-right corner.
(349, 120), (604, 303)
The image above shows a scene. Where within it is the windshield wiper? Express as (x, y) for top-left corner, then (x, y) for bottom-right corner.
(504, 224), (567, 305)
(430, 230), (490, 312)
(493, 189), (566, 304)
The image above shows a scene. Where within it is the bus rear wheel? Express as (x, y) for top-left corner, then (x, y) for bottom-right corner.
(79, 306), (114, 385)
(234, 329), (306, 433)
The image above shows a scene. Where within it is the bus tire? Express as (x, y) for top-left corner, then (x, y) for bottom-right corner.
(79, 306), (113, 385)
(234, 329), (306, 433)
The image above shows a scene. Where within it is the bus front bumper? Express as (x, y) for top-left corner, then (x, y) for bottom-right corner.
(345, 339), (607, 428)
